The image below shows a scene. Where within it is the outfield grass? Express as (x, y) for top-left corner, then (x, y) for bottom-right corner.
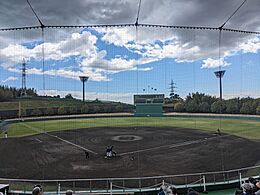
(2, 117), (260, 140)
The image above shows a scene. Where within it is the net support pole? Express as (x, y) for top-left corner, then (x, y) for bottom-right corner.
(58, 183), (61, 195)
(219, 74), (223, 101)
(110, 181), (113, 195)
(239, 172), (242, 187)
(18, 101), (21, 118)
(83, 80), (85, 102)
(203, 175), (207, 193)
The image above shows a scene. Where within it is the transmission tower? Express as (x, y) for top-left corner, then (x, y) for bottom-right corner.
(169, 79), (177, 99)
(21, 58), (27, 96)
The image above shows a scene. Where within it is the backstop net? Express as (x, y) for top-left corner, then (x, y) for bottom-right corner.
(0, 1), (259, 192)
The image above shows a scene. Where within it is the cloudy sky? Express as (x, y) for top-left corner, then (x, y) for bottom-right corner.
(0, 0), (260, 103)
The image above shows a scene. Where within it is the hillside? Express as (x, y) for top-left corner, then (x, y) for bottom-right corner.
(0, 97), (134, 119)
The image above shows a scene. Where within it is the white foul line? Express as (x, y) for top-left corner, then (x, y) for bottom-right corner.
(20, 122), (98, 155)
(119, 134), (231, 156)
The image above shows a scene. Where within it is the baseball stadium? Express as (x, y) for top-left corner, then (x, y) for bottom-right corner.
(0, 1), (260, 195)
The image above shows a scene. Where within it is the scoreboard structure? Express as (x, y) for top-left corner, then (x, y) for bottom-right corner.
(134, 94), (164, 116)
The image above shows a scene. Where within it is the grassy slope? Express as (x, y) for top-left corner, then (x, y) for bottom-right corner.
(0, 99), (85, 110)
(3, 117), (260, 139)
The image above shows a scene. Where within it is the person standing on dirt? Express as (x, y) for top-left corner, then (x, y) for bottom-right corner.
(216, 128), (221, 136)
(130, 153), (135, 161)
(111, 146), (117, 157)
(106, 146), (111, 158)
(85, 151), (89, 159)
(105, 146), (115, 158)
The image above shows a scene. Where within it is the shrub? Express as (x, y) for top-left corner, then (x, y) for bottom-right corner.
(58, 107), (67, 115)
(174, 102), (185, 112)
(211, 100), (226, 113)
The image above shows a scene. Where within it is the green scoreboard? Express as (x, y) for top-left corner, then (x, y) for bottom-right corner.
(134, 94), (164, 116)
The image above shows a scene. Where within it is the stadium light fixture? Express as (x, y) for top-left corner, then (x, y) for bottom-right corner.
(214, 70), (225, 100)
(79, 76), (89, 102)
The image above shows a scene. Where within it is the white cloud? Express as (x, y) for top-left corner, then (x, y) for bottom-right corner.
(0, 26), (259, 84)
(133, 67), (153, 71)
(240, 37), (260, 54)
(0, 31), (98, 63)
(96, 27), (205, 64)
(0, 29), (158, 81)
(1, 76), (18, 83)
(6, 66), (108, 82)
(201, 58), (231, 69)
(224, 91), (260, 100)
(98, 27), (135, 47)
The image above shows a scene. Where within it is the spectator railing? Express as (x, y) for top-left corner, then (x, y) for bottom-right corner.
(0, 164), (259, 194)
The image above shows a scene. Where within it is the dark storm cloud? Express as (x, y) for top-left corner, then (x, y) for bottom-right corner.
(0, 0), (138, 47)
(0, 0), (259, 67)
(1, 0), (260, 30)
(140, 0), (260, 30)
(138, 0), (260, 62)
(0, 0), (137, 28)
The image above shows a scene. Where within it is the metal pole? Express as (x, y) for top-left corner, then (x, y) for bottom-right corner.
(82, 80), (85, 102)
(58, 183), (60, 195)
(19, 101), (21, 118)
(110, 181), (113, 195)
(239, 172), (242, 187)
(219, 75), (222, 101)
(203, 175), (207, 193)
(73, 181), (75, 193)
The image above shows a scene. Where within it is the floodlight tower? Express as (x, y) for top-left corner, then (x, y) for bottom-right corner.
(79, 76), (89, 102)
(21, 58), (27, 96)
(214, 70), (225, 100)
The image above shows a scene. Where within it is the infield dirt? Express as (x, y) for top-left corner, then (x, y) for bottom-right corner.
(0, 126), (259, 180)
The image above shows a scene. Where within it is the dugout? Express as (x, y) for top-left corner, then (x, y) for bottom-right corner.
(134, 94), (164, 116)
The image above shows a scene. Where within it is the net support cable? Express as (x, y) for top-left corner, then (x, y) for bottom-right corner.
(1, 24), (259, 35)
(213, 0), (249, 176)
(0, 0), (258, 35)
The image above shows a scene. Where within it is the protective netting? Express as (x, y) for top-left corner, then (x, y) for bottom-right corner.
(0, 0), (260, 188)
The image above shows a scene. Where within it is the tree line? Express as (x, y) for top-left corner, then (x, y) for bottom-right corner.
(165, 92), (260, 115)
(0, 102), (133, 119)
(0, 85), (37, 101)
(1, 84), (260, 117)
(19, 103), (132, 117)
